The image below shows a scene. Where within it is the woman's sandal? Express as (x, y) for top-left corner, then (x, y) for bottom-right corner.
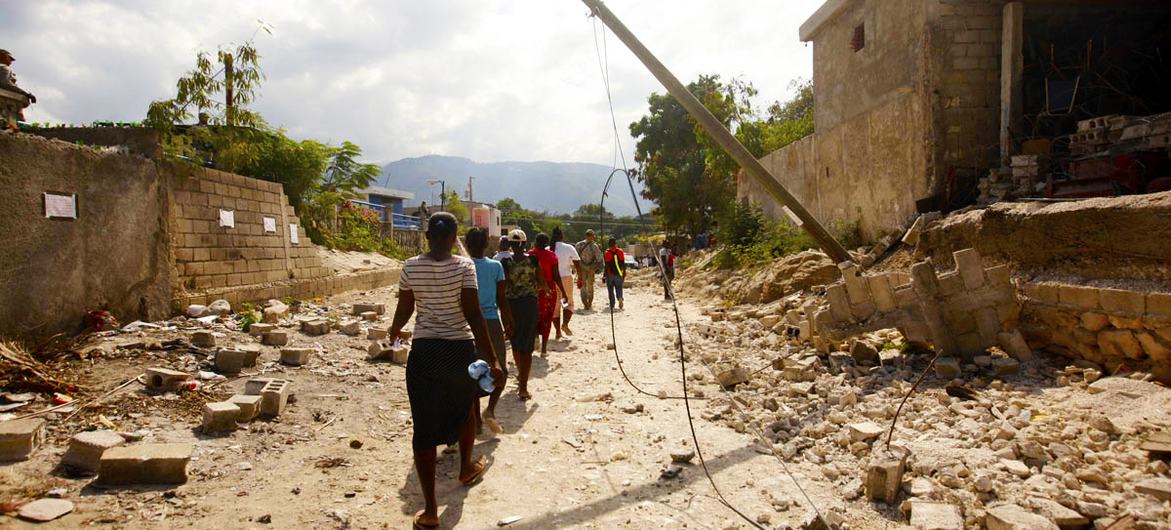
(413, 511), (440, 529)
(484, 416), (504, 434)
(460, 455), (493, 486)
(517, 390), (532, 401)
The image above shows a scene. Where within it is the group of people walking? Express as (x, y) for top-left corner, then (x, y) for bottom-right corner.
(388, 213), (634, 529)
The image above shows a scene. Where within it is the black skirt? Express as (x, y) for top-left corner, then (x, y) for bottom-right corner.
(508, 296), (538, 354)
(406, 339), (478, 449)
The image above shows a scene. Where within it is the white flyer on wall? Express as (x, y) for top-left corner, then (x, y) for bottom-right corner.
(263, 216), (277, 233)
(218, 209), (235, 228)
(290, 224), (299, 245)
(44, 192), (77, 219)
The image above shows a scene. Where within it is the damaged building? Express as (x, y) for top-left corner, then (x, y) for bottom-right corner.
(739, 0), (1171, 240)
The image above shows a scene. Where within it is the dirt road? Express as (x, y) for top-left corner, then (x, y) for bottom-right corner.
(2, 272), (835, 529)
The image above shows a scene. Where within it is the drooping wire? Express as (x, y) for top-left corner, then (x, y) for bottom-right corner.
(588, 14), (833, 530)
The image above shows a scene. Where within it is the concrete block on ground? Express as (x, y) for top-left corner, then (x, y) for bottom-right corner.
(262, 330), (289, 346)
(97, 443), (192, 485)
(367, 341), (407, 363)
(300, 319), (330, 336)
(191, 330), (216, 348)
(262, 300), (289, 323)
(144, 367), (189, 393)
(368, 326), (388, 340)
(935, 357), (962, 379)
(280, 347), (313, 366)
(716, 367), (749, 389)
(986, 503), (1059, 530)
(848, 422), (885, 443)
(865, 447), (908, 503)
(248, 323), (275, 337)
(338, 320), (361, 335)
(353, 302), (385, 316)
(214, 348), (247, 374)
(244, 378), (274, 395)
(0, 418), (46, 461)
(992, 357), (1020, 376)
(238, 344), (262, 367)
(228, 394), (262, 422)
(61, 430), (126, 472)
(260, 379), (291, 417)
(202, 402), (241, 433)
(360, 311), (378, 321)
(909, 501), (963, 530)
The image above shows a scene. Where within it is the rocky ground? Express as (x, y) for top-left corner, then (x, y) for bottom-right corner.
(2, 262), (1171, 529)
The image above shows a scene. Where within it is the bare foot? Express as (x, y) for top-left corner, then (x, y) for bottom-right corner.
(484, 416), (504, 434)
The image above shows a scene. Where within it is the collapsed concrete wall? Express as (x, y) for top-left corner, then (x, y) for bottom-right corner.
(0, 133), (172, 339)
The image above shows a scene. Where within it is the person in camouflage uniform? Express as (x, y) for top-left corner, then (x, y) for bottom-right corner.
(575, 229), (603, 311)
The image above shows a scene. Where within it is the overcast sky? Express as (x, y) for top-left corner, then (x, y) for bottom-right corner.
(5, 0), (820, 166)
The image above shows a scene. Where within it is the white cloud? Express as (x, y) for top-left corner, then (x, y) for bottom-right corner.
(7, 0), (821, 165)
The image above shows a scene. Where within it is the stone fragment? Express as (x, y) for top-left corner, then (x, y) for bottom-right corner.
(208, 299), (232, 316)
(848, 422), (885, 443)
(1079, 312), (1109, 332)
(248, 323), (275, 337)
(279, 347), (313, 366)
(986, 503), (1059, 530)
(191, 330), (216, 348)
(97, 443), (192, 485)
(228, 394), (262, 422)
(935, 357), (962, 379)
(262, 300), (289, 323)
(338, 320), (361, 335)
(1098, 330), (1142, 360)
(18, 498), (74, 522)
(998, 330), (1034, 361)
(1088, 416), (1116, 435)
(865, 447), (908, 503)
(260, 379), (291, 417)
(0, 418), (46, 461)
(992, 357), (1021, 376)
(300, 319), (330, 336)
(368, 326), (388, 340)
(262, 330), (289, 346)
(1028, 497), (1088, 530)
(1140, 430), (1171, 455)
(910, 501), (963, 530)
(760, 315), (781, 328)
(1001, 459), (1031, 477)
(61, 430), (126, 472)
(353, 302), (385, 316)
(214, 348), (247, 374)
(202, 402), (241, 433)
(1135, 478), (1171, 502)
(360, 311), (378, 322)
(144, 367), (188, 393)
(850, 339), (880, 366)
(716, 367), (749, 389)
(670, 447), (696, 464)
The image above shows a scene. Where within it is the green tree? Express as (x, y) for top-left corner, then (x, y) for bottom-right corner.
(441, 190), (469, 225)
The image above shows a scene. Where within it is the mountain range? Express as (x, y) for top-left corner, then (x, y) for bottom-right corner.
(377, 155), (652, 216)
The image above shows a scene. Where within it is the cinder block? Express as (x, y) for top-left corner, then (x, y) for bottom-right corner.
(1099, 288), (1145, 315)
(279, 347), (313, 366)
(368, 326), (388, 340)
(262, 330), (289, 346)
(97, 443), (192, 485)
(144, 367), (189, 393)
(202, 402), (241, 433)
(0, 418), (46, 461)
(300, 319), (330, 336)
(260, 379), (291, 418)
(238, 344), (261, 367)
(228, 394), (262, 422)
(952, 249), (985, 289)
(244, 378), (274, 395)
(191, 330), (216, 348)
(910, 261), (941, 297)
(62, 430), (126, 472)
(974, 306), (1002, 343)
(367, 341), (409, 364)
(214, 348), (247, 374)
(868, 274), (897, 313)
(338, 320), (361, 336)
(1058, 284), (1100, 310)
(936, 273), (964, 297)
(826, 284), (852, 322)
(840, 263), (871, 305)
(353, 302), (385, 316)
(865, 447), (908, 503)
(360, 311), (378, 321)
(248, 323), (275, 337)
(1147, 292), (1171, 317)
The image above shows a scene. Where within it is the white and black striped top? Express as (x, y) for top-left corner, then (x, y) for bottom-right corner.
(400, 254), (478, 341)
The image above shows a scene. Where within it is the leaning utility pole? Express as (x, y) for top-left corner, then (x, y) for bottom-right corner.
(580, 0), (853, 264)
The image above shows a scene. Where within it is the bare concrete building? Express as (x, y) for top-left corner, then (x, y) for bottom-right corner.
(741, 0), (1171, 241)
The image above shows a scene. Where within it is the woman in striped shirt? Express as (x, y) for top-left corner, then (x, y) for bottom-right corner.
(389, 212), (504, 529)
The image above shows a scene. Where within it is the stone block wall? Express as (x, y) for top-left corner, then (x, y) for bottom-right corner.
(167, 165), (328, 297)
(812, 248), (1019, 357)
(1019, 282), (1171, 379)
(929, 0), (1003, 170)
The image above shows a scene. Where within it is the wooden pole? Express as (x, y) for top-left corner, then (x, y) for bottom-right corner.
(580, 0), (853, 264)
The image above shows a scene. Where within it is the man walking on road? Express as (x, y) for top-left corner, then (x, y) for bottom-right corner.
(574, 229), (602, 311)
(551, 227), (581, 336)
(604, 238), (626, 310)
(658, 240), (676, 301)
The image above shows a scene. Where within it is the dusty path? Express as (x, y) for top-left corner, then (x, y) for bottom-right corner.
(2, 272), (834, 529)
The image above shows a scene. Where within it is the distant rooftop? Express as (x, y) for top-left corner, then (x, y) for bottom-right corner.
(360, 186), (415, 200)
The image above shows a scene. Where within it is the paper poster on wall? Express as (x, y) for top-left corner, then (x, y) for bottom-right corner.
(289, 224), (299, 245)
(263, 216), (277, 234)
(44, 192), (77, 219)
(218, 209), (235, 228)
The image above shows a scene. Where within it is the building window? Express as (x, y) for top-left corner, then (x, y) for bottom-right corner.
(851, 23), (866, 52)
